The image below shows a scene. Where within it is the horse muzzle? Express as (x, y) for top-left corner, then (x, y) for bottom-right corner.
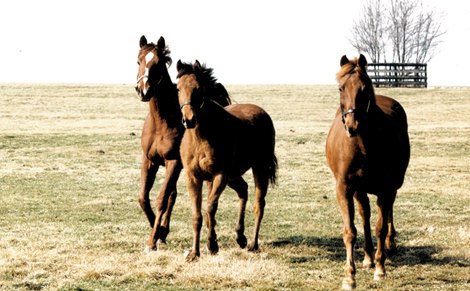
(135, 86), (151, 102)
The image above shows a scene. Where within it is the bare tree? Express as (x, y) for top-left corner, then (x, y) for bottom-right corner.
(349, 0), (445, 64)
(350, 0), (387, 63)
(388, 0), (417, 63)
(412, 7), (445, 63)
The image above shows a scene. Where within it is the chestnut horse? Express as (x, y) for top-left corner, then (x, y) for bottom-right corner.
(135, 36), (230, 252)
(176, 60), (278, 262)
(326, 55), (410, 290)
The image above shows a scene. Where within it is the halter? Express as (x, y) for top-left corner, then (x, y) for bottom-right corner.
(341, 99), (371, 123)
(179, 98), (205, 110)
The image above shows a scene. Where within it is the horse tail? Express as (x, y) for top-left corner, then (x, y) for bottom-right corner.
(267, 152), (278, 186)
(257, 116), (278, 186)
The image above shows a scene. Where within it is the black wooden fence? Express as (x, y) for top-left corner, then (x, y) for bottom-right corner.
(367, 63), (427, 88)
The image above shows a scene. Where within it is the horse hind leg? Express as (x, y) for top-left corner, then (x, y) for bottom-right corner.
(247, 169), (268, 252)
(385, 201), (398, 257)
(373, 191), (396, 281)
(228, 177), (248, 249)
(354, 191), (374, 269)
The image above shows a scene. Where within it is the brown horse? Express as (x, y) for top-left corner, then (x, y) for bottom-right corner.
(135, 36), (231, 252)
(176, 60), (278, 262)
(326, 55), (410, 290)
(135, 35), (183, 252)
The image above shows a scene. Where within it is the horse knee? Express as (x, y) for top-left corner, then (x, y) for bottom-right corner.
(343, 226), (357, 245)
(138, 196), (146, 209)
(375, 224), (388, 240)
(193, 213), (203, 230)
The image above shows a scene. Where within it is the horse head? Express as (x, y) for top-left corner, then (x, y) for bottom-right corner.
(177, 60), (226, 129)
(336, 54), (374, 137)
(135, 35), (172, 101)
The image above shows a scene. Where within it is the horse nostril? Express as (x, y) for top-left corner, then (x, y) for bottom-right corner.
(182, 117), (196, 129)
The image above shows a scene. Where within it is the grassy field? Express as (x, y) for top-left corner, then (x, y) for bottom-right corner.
(0, 84), (469, 290)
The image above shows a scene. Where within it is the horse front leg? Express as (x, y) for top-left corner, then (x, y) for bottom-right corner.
(158, 160), (183, 244)
(138, 155), (158, 228)
(336, 181), (357, 290)
(354, 191), (374, 269)
(373, 191), (396, 281)
(205, 174), (228, 255)
(228, 177), (248, 249)
(186, 176), (203, 262)
(145, 160), (182, 252)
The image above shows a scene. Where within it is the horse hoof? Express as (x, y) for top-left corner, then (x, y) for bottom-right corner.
(342, 277), (356, 290)
(157, 238), (167, 245)
(236, 235), (247, 249)
(185, 250), (199, 262)
(374, 269), (386, 281)
(207, 240), (219, 255)
(144, 245), (157, 253)
(158, 227), (169, 242)
(247, 241), (259, 252)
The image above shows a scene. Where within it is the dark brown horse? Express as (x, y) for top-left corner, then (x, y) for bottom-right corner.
(326, 54), (410, 289)
(176, 60), (278, 262)
(135, 36), (231, 252)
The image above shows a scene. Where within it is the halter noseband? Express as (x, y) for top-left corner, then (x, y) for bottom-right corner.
(341, 99), (371, 123)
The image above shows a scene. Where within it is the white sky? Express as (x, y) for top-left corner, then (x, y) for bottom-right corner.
(0, 0), (469, 86)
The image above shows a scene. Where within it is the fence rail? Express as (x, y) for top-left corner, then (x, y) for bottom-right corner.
(367, 63), (427, 88)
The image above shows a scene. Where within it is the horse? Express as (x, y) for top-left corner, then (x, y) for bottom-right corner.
(135, 36), (231, 252)
(325, 54), (410, 290)
(176, 60), (278, 262)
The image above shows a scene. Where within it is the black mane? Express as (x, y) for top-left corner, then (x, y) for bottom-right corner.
(177, 60), (231, 106)
(144, 43), (172, 67)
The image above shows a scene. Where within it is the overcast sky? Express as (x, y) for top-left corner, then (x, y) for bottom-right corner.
(0, 0), (469, 86)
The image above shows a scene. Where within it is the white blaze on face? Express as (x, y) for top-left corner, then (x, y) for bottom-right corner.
(142, 51), (154, 95)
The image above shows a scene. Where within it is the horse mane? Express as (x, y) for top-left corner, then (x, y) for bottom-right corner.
(144, 43), (172, 67)
(177, 61), (232, 106)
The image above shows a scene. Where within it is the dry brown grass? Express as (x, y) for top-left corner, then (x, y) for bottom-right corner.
(0, 84), (469, 290)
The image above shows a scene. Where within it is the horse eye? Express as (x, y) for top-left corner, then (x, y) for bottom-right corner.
(339, 87), (343, 92)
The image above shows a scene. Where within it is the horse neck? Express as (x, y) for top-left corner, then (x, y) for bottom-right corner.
(192, 101), (228, 138)
(148, 67), (180, 128)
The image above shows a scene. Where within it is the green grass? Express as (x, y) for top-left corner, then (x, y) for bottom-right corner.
(0, 84), (469, 290)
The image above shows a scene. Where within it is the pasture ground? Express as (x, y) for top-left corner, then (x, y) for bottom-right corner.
(0, 84), (469, 290)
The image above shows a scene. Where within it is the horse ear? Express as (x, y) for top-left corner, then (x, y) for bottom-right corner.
(157, 36), (165, 49)
(358, 54), (368, 68)
(193, 60), (202, 71)
(340, 55), (349, 67)
(176, 60), (183, 72)
(139, 35), (147, 48)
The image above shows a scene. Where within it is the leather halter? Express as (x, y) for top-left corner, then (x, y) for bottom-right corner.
(341, 99), (371, 123)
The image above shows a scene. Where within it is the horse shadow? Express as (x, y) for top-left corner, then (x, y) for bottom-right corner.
(267, 234), (469, 268)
